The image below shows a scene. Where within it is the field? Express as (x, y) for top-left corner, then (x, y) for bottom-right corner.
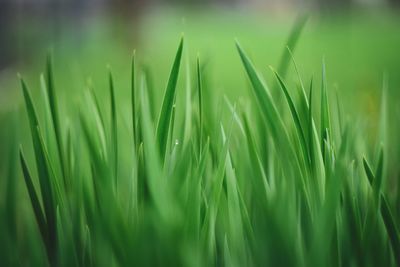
(1, 9), (400, 266)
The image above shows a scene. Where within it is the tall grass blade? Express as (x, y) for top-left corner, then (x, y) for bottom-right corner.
(46, 54), (66, 184)
(20, 78), (57, 251)
(19, 148), (48, 248)
(236, 41), (285, 143)
(131, 50), (137, 149)
(108, 70), (118, 190)
(380, 195), (400, 266)
(362, 157), (374, 185)
(156, 37), (184, 162)
(276, 15), (307, 80)
(320, 60), (331, 162)
(197, 56), (203, 156)
(273, 69), (309, 166)
(140, 75), (175, 223)
(236, 40), (311, 211)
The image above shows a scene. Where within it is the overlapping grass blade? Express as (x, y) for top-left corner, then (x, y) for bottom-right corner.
(236, 40), (311, 212)
(362, 157), (375, 185)
(320, 61), (331, 162)
(362, 147), (384, 204)
(242, 113), (269, 200)
(19, 148), (48, 248)
(46, 54), (66, 183)
(380, 195), (400, 266)
(273, 69), (309, 166)
(201, 112), (235, 262)
(140, 73), (177, 223)
(235, 41), (286, 144)
(20, 78), (58, 261)
(287, 48), (308, 108)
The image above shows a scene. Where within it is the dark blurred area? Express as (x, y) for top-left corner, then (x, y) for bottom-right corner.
(0, 0), (99, 69)
(0, 0), (145, 69)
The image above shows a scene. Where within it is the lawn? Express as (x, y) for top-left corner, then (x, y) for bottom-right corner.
(0, 8), (400, 266)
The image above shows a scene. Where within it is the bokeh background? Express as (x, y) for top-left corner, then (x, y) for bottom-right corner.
(1, 0), (400, 113)
(1, 0), (400, 201)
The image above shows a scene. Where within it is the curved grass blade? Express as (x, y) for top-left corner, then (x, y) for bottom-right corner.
(380, 195), (400, 266)
(46, 54), (66, 184)
(373, 148), (384, 203)
(140, 76), (176, 223)
(85, 89), (108, 160)
(20, 78), (57, 246)
(168, 98), (177, 156)
(273, 69), (309, 166)
(108, 69), (118, 190)
(19, 148), (48, 248)
(38, 124), (64, 200)
(182, 49), (192, 148)
(242, 113), (270, 200)
(287, 47), (308, 107)
(320, 60), (331, 162)
(186, 138), (210, 238)
(362, 157), (374, 186)
(276, 15), (308, 80)
(224, 134), (246, 264)
(308, 78), (315, 167)
(156, 37), (184, 162)
(36, 125), (64, 262)
(196, 56), (203, 156)
(201, 120), (234, 261)
(236, 41), (311, 211)
(335, 90), (343, 136)
(362, 148), (384, 204)
(362, 151), (399, 264)
(235, 41), (285, 143)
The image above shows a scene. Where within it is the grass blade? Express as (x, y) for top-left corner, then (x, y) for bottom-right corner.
(108, 69), (118, 190)
(320, 60), (331, 162)
(46, 54), (66, 184)
(236, 41), (285, 143)
(273, 69), (309, 166)
(131, 50), (137, 149)
(197, 56), (203, 156)
(363, 147), (384, 204)
(20, 78), (56, 229)
(156, 37), (184, 162)
(362, 157), (375, 186)
(236, 40), (311, 211)
(380, 195), (400, 266)
(19, 148), (48, 248)
(276, 15), (308, 80)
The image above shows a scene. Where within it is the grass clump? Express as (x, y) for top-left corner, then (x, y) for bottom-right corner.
(1, 25), (399, 267)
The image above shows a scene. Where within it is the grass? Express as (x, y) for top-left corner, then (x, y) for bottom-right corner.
(1, 18), (400, 266)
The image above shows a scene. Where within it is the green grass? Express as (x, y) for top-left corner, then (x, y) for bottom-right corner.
(1, 16), (400, 266)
